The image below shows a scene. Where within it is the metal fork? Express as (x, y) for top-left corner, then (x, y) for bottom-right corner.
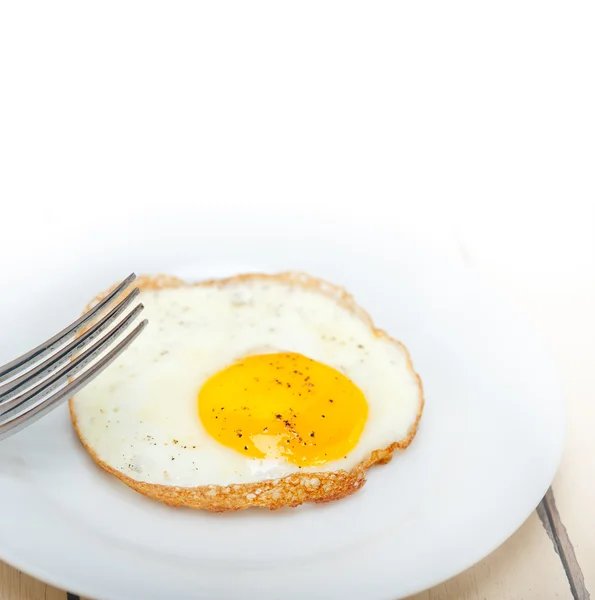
(0, 273), (148, 441)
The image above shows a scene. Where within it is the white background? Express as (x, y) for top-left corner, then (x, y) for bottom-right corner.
(0, 2), (592, 281)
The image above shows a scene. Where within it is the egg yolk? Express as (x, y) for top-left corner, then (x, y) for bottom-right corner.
(198, 352), (368, 467)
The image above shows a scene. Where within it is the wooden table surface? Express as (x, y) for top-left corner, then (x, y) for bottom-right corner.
(1, 263), (593, 600)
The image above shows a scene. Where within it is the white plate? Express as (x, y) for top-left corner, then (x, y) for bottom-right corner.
(0, 205), (563, 600)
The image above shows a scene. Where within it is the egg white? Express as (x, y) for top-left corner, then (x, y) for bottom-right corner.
(70, 278), (421, 487)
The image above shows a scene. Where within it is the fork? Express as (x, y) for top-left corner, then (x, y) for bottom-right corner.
(0, 273), (148, 441)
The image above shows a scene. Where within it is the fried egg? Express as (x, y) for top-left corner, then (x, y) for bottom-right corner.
(69, 273), (424, 511)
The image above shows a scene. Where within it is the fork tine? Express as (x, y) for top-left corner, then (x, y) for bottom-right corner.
(0, 273), (137, 385)
(0, 288), (140, 404)
(0, 303), (145, 421)
(0, 319), (148, 441)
